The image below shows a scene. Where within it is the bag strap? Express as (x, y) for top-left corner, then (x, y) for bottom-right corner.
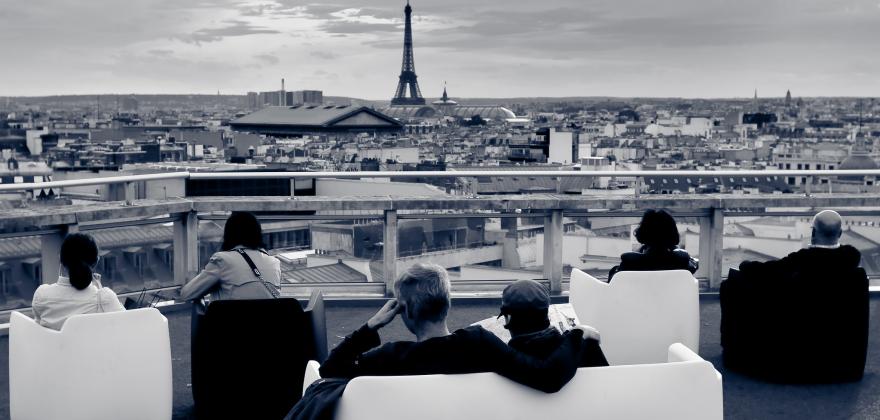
(235, 248), (280, 299)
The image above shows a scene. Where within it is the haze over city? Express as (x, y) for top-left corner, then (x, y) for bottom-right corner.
(2, 0), (880, 98)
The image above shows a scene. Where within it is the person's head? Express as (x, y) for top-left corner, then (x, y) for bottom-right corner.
(499, 280), (551, 338)
(811, 210), (843, 246)
(221, 211), (264, 251)
(634, 209), (680, 251)
(394, 263), (451, 335)
(60, 233), (99, 290)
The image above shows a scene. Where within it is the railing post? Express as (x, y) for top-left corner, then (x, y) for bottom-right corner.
(805, 176), (813, 197)
(634, 177), (642, 198)
(41, 224), (77, 285)
(124, 181), (136, 205)
(383, 210), (398, 296)
(173, 211), (199, 285)
(543, 209), (563, 294)
(698, 208), (724, 290)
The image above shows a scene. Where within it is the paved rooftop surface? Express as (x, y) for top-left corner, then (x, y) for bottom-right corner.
(0, 295), (877, 419)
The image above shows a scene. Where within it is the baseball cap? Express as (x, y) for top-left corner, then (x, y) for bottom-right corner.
(498, 279), (550, 317)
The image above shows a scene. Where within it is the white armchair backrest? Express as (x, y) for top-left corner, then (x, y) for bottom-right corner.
(9, 309), (172, 420)
(569, 268), (700, 364)
(322, 343), (721, 420)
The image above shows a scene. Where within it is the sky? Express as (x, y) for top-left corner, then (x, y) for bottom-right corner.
(1, 0), (879, 98)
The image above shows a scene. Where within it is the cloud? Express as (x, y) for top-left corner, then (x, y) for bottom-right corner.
(174, 20), (281, 44)
(2, 0), (880, 97)
(148, 49), (174, 57)
(310, 50), (339, 60)
(254, 53), (280, 65)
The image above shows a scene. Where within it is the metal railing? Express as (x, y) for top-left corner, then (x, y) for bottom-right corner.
(0, 169), (879, 317)
(2, 168), (880, 192)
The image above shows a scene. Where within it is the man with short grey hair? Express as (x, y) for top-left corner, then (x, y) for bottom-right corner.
(320, 263), (600, 393)
(739, 209), (861, 275)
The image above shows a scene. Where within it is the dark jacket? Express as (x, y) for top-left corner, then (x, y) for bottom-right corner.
(609, 248), (697, 280)
(320, 324), (586, 393)
(738, 244), (861, 277)
(723, 244), (868, 383)
(508, 327), (608, 368)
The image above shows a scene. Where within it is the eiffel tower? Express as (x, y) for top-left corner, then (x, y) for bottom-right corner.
(391, 1), (426, 105)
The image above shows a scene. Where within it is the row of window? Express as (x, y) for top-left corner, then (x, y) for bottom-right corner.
(777, 163), (835, 170)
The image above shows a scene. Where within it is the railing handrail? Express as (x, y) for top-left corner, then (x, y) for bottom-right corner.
(1, 168), (879, 193)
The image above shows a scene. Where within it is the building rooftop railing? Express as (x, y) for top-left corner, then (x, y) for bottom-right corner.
(0, 169), (879, 319)
(2, 168), (880, 193)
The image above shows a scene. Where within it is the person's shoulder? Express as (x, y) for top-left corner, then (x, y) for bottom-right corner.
(839, 244), (861, 257)
(454, 325), (496, 340)
(619, 251), (644, 262)
(31, 283), (53, 303)
(97, 287), (119, 299)
(208, 251), (230, 266)
(672, 248), (691, 259)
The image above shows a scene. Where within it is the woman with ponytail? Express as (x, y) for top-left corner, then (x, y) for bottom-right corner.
(31, 233), (125, 330)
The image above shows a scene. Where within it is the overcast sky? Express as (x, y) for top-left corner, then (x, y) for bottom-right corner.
(2, 0), (879, 98)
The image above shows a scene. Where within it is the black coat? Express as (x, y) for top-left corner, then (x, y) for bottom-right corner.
(508, 327), (609, 368)
(320, 324), (586, 393)
(609, 248), (697, 280)
(721, 245), (868, 383)
(738, 244), (861, 277)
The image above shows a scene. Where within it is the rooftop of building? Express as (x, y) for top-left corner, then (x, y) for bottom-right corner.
(230, 105), (403, 128)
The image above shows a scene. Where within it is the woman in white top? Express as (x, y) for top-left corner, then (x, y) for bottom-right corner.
(31, 233), (125, 330)
(180, 211), (282, 301)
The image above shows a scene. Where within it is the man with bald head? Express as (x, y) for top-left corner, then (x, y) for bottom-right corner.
(739, 210), (861, 276)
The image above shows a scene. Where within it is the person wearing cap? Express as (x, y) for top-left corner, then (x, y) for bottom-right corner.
(318, 263), (601, 393)
(501, 280), (608, 367)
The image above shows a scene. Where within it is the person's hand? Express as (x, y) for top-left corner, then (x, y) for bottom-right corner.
(367, 299), (400, 330)
(573, 324), (601, 343)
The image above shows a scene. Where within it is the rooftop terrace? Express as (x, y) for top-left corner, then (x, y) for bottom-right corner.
(0, 169), (879, 418)
(1, 296), (877, 419)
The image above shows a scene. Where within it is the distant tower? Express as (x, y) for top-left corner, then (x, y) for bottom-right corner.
(752, 89), (759, 111)
(785, 89), (792, 107)
(280, 78), (286, 106)
(432, 82), (458, 115)
(391, 1), (426, 105)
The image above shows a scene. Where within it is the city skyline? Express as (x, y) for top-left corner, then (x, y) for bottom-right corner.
(1, 0), (879, 98)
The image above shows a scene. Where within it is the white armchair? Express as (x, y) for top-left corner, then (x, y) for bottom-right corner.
(9, 309), (172, 420)
(569, 268), (700, 364)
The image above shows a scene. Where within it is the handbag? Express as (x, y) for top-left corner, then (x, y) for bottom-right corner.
(235, 248), (281, 298)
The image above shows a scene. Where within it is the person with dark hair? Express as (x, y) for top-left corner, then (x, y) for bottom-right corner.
(31, 233), (124, 330)
(180, 212), (281, 301)
(608, 209), (697, 280)
(319, 263), (599, 393)
(500, 280), (608, 367)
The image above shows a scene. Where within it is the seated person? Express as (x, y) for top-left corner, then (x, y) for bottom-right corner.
(32, 233), (125, 330)
(180, 211), (281, 301)
(500, 280), (608, 367)
(722, 209), (868, 382)
(609, 209), (697, 280)
(739, 209), (860, 276)
(320, 263), (599, 393)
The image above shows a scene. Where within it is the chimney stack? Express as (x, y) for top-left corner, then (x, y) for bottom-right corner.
(280, 78), (286, 106)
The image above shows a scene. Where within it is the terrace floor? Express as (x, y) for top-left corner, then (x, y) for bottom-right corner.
(0, 295), (878, 419)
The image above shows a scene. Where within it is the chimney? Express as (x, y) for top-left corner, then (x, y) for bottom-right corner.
(280, 78), (287, 106)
